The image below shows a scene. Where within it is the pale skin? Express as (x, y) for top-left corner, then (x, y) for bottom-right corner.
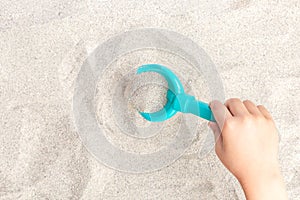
(208, 99), (288, 200)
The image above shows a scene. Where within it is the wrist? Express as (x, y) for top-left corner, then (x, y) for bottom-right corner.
(239, 167), (281, 186)
(239, 168), (287, 200)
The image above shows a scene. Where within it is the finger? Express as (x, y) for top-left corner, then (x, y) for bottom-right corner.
(208, 122), (221, 141)
(215, 134), (223, 159)
(209, 100), (232, 131)
(257, 105), (272, 119)
(225, 98), (249, 116)
(208, 122), (223, 158)
(243, 100), (261, 116)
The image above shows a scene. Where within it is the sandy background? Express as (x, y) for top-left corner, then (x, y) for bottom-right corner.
(0, 0), (299, 199)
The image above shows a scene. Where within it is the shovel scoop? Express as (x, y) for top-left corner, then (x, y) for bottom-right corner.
(136, 64), (215, 122)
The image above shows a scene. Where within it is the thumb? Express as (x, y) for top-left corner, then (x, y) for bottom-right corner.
(209, 100), (232, 132)
(208, 121), (223, 158)
(208, 121), (221, 142)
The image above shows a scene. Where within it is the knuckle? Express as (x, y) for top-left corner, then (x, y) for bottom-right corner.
(243, 99), (253, 105)
(236, 115), (257, 127)
(222, 118), (235, 131)
(254, 115), (266, 122)
(257, 105), (265, 109)
(225, 98), (240, 105)
(238, 115), (253, 126)
(240, 115), (248, 122)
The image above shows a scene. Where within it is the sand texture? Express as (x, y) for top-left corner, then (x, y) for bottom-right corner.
(0, 0), (299, 199)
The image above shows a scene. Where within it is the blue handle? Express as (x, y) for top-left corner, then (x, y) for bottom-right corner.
(172, 92), (215, 122)
(187, 99), (215, 122)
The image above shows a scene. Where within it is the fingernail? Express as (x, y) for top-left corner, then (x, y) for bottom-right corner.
(207, 122), (212, 128)
(209, 100), (215, 108)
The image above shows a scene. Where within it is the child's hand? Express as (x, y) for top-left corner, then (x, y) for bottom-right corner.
(209, 99), (287, 200)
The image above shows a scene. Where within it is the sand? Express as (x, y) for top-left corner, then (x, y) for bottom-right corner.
(0, 0), (299, 199)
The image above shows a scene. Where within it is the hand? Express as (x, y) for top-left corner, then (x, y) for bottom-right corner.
(209, 99), (287, 200)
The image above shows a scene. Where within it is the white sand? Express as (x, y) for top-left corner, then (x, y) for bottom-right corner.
(0, 0), (299, 199)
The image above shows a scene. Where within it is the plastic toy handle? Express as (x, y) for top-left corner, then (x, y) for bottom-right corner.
(172, 93), (216, 122)
(194, 100), (215, 122)
(185, 99), (215, 122)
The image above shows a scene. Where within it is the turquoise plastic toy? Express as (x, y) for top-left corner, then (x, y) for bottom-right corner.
(136, 64), (216, 122)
